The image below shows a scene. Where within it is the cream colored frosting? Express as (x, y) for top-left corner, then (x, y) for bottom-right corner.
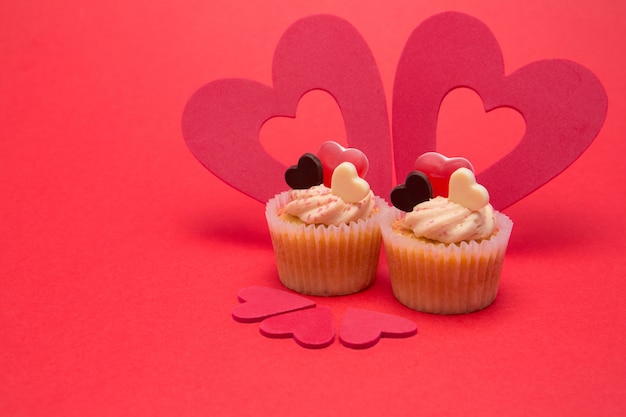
(403, 196), (496, 244)
(283, 185), (375, 226)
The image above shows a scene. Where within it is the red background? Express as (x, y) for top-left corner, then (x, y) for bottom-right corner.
(2, 1), (625, 416)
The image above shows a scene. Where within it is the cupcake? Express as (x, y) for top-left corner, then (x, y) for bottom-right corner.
(382, 154), (513, 314)
(265, 142), (385, 296)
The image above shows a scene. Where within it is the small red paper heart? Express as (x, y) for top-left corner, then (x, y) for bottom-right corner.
(260, 306), (335, 349)
(392, 12), (607, 210)
(232, 286), (316, 323)
(339, 308), (417, 349)
(317, 141), (369, 187)
(413, 152), (474, 198)
(182, 15), (392, 203)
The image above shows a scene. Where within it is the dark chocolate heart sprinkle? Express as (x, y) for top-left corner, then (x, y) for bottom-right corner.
(285, 153), (324, 189)
(390, 171), (433, 212)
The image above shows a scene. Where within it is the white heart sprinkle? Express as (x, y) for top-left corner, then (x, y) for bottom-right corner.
(331, 162), (370, 203)
(448, 167), (489, 211)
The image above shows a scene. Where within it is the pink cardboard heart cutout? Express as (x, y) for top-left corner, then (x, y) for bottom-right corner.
(392, 12), (607, 210)
(259, 306), (335, 349)
(339, 308), (417, 349)
(232, 286), (316, 323)
(182, 14), (392, 202)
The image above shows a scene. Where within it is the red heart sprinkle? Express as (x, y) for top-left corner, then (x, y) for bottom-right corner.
(413, 152), (474, 198)
(260, 306), (335, 349)
(317, 141), (369, 187)
(339, 308), (417, 349)
(232, 286), (316, 323)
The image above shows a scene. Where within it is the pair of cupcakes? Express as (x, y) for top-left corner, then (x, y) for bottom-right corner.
(265, 143), (513, 314)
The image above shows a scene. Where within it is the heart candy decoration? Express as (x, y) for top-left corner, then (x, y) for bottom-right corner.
(392, 12), (607, 210)
(331, 162), (371, 203)
(182, 15), (392, 203)
(317, 141), (369, 188)
(232, 286), (316, 323)
(284, 153), (324, 189)
(413, 152), (474, 198)
(339, 308), (417, 349)
(448, 167), (489, 211)
(390, 171), (432, 212)
(259, 306), (335, 349)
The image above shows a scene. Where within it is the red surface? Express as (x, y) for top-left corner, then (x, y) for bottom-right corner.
(2, 1), (626, 416)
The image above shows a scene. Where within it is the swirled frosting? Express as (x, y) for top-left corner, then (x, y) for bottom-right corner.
(282, 185), (375, 226)
(403, 196), (496, 244)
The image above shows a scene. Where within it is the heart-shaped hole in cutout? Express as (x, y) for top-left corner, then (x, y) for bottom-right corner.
(260, 89), (347, 167)
(436, 87), (526, 174)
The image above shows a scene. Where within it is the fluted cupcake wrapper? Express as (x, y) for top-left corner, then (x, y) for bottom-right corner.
(265, 191), (385, 296)
(381, 206), (513, 314)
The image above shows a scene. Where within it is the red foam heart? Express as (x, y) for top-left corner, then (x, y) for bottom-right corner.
(317, 141), (369, 187)
(182, 14), (392, 202)
(259, 306), (335, 349)
(183, 12), (607, 210)
(392, 12), (607, 210)
(232, 286), (315, 323)
(339, 308), (417, 349)
(413, 152), (474, 198)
